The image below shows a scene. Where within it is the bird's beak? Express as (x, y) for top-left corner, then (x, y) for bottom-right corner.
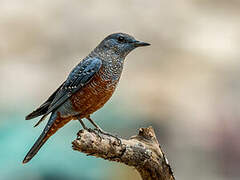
(133, 41), (151, 47)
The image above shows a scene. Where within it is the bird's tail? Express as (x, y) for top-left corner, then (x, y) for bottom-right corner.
(22, 112), (71, 164)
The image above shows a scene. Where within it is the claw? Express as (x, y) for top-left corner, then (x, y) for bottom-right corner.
(92, 128), (103, 141)
(85, 115), (122, 145)
(95, 128), (121, 146)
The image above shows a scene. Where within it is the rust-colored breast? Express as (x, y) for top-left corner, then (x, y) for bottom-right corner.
(42, 67), (117, 141)
(70, 67), (117, 118)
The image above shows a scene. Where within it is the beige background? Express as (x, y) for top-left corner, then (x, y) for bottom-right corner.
(1, 1), (240, 179)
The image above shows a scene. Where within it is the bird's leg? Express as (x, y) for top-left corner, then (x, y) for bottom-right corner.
(76, 115), (102, 139)
(86, 115), (121, 145)
(78, 119), (87, 130)
(76, 116), (88, 130)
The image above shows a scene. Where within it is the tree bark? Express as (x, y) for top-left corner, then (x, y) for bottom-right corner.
(72, 126), (175, 180)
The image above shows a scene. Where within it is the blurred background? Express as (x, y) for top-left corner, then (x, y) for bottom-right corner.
(1, 0), (240, 179)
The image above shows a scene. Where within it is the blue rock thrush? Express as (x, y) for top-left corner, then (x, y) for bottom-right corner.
(23, 33), (150, 163)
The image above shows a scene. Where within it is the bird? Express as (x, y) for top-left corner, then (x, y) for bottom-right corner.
(23, 32), (150, 164)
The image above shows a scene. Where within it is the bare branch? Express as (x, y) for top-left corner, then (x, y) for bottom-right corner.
(72, 126), (175, 180)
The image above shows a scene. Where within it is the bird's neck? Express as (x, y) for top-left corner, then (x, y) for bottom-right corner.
(89, 47), (125, 62)
(88, 47), (125, 82)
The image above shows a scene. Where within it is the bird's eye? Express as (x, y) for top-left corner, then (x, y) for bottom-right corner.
(117, 36), (125, 43)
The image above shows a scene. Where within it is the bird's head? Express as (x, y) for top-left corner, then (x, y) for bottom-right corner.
(98, 33), (150, 58)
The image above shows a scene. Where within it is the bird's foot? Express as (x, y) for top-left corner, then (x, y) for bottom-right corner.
(86, 128), (102, 140)
(94, 128), (122, 146)
(85, 116), (121, 145)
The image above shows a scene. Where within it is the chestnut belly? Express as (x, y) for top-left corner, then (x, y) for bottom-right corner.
(70, 71), (117, 118)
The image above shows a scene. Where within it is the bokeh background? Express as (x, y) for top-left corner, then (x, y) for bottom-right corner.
(1, 0), (240, 179)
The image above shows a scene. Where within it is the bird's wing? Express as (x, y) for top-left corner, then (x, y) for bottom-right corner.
(26, 57), (102, 121)
(45, 57), (102, 115)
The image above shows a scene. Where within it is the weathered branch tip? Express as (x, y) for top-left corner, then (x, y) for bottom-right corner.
(72, 127), (175, 180)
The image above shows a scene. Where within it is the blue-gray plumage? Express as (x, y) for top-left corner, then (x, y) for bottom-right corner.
(23, 33), (150, 164)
